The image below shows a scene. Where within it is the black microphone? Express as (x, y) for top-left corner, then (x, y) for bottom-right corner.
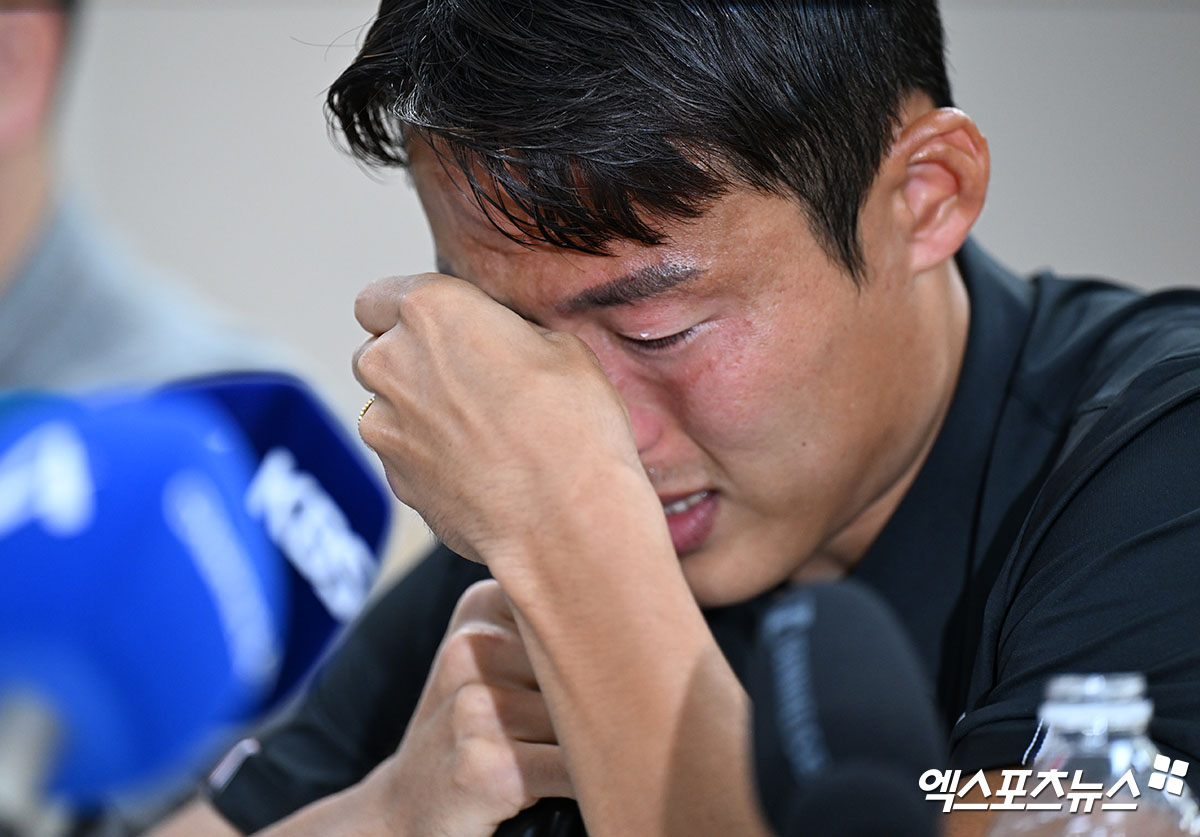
(493, 798), (583, 837)
(750, 580), (944, 836)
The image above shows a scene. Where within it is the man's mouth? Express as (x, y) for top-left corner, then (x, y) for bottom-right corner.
(661, 489), (712, 516)
(659, 489), (719, 555)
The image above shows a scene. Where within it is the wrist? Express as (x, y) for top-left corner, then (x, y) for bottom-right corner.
(483, 456), (675, 589)
(351, 757), (412, 837)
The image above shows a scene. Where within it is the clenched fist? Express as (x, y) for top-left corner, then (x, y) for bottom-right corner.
(353, 273), (655, 568)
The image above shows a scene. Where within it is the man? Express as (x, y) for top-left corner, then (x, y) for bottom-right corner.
(159, 2), (1200, 835)
(0, 2), (286, 391)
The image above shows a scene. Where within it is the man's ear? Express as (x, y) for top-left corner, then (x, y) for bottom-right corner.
(884, 107), (990, 275)
(0, 12), (65, 152)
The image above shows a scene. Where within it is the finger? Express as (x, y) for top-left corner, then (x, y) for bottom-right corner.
(448, 683), (556, 747)
(436, 623), (539, 693)
(449, 580), (517, 630)
(491, 686), (557, 745)
(351, 334), (379, 392)
(352, 378), (393, 446)
(354, 274), (431, 336)
(512, 742), (574, 802)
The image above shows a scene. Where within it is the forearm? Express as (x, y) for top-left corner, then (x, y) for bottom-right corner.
(491, 465), (770, 836)
(517, 608), (767, 836)
(156, 764), (400, 837)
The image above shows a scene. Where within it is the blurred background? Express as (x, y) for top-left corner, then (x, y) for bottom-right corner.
(56, 0), (1200, 566)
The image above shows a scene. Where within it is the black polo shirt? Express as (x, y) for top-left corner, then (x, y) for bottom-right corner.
(210, 242), (1200, 832)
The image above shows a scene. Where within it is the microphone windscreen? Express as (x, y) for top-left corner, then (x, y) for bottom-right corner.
(750, 580), (943, 835)
(157, 372), (392, 703)
(777, 763), (938, 837)
(0, 392), (287, 803)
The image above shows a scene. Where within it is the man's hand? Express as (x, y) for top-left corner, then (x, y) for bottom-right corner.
(365, 579), (571, 836)
(150, 581), (567, 837)
(353, 273), (653, 567)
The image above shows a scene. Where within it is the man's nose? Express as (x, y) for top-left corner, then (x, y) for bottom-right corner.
(625, 397), (665, 456)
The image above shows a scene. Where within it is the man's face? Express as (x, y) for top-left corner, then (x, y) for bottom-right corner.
(409, 142), (958, 607)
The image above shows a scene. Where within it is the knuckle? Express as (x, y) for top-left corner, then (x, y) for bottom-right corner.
(355, 276), (405, 324)
(452, 738), (529, 807)
(458, 579), (503, 612)
(553, 330), (595, 361)
(448, 580), (505, 629)
(436, 630), (481, 684)
(357, 414), (384, 452)
(397, 278), (447, 321)
(450, 682), (496, 731)
(451, 737), (504, 789)
(353, 339), (389, 387)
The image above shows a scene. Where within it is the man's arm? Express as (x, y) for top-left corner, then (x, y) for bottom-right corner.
(942, 375), (1200, 837)
(147, 799), (239, 837)
(151, 580), (571, 837)
(353, 275), (772, 835)
(484, 463), (769, 836)
(149, 775), (396, 837)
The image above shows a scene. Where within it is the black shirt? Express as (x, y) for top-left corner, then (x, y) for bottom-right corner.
(210, 242), (1200, 832)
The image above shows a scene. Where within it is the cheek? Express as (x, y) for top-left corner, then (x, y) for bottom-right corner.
(666, 316), (837, 459)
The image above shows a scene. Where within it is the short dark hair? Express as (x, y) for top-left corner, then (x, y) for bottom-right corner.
(327, 1), (952, 279)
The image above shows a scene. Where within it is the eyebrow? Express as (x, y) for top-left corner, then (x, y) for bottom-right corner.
(434, 258), (704, 316)
(559, 264), (704, 313)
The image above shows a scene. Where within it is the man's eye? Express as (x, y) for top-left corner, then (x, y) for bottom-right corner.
(621, 327), (696, 352)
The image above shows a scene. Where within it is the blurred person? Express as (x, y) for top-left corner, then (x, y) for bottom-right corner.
(131, 2), (1200, 836)
(0, 1), (286, 391)
(1, 4), (337, 835)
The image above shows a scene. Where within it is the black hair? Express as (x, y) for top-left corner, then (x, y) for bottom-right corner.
(327, 1), (952, 279)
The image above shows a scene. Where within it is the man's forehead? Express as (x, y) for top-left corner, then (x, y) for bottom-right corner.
(411, 142), (715, 308)
(409, 140), (520, 240)
(409, 138), (825, 315)
(410, 137), (710, 263)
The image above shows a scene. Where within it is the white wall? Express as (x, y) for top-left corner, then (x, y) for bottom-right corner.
(941, 1), (1200, 289)
(57, 1), (1200, 561)
(60, 1), (426, 421)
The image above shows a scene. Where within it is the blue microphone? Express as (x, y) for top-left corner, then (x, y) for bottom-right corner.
(0, 374), (390, 819)
(158, 373), (391, 705)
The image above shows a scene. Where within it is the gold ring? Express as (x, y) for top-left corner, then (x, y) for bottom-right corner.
(358, 394), (376, 428)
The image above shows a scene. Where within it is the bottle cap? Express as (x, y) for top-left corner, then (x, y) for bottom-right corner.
(1039, 673), (1153, 732)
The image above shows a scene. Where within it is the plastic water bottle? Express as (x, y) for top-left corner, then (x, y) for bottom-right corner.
(988, 673), (1200, 836)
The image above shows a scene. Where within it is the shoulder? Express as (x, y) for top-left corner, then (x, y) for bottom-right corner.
(5, 204), (292, 390)
(1015, 272), (1200, 443)
(955, 341), (1200, 773)
(951, 275), (1200, 772)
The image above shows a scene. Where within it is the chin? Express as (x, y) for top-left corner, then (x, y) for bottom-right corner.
(680, 546), (781, 609)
